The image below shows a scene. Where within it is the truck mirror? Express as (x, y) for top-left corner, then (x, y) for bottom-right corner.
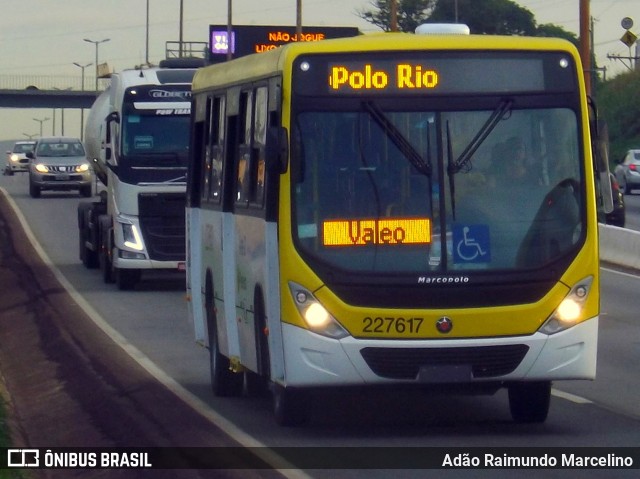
(266, 126), (288, 174)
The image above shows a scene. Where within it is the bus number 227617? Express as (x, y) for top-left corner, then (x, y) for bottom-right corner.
(362, 316), (424, 334)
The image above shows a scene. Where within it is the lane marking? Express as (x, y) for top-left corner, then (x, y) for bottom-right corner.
(0, 187), (310, 479)
(551, 388), (593, 404)
(601, 265), (640, 280)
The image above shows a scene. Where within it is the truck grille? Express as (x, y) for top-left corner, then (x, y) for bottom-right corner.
(138, 193), (186, 262)
(360, 344), (529, 380)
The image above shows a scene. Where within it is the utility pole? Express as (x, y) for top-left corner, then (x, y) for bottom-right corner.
(579, 0), (591, 95)
(227, 0), (232, 61)
(179, 0), (184, 57)
(73, 62), (92, 140)
(390, 0), (398, 32)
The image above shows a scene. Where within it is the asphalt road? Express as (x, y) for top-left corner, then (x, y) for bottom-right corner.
(0, 168), (639, 479)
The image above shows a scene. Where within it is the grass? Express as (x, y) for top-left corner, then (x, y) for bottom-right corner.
(0, 391), (27, 478)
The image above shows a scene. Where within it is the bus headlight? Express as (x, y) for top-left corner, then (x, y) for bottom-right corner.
(288, 282), (349, 339)
(540, 276), (593, 335)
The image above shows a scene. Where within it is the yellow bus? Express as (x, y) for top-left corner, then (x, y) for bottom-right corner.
(186, 25), (612, 426)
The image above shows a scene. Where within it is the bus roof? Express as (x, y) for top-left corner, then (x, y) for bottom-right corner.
(192, 32), (579, 93)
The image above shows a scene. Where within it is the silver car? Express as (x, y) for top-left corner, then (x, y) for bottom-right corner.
(614, 148), (640, 195)
(28, 136), (93, 198)
(4, 140), (36, 175)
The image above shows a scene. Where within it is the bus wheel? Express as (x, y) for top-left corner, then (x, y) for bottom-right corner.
(245, 289), (269, 397)
(206, 280), (242, 397)
(272, 385), (310, 427)
(508, 381), (551, 423)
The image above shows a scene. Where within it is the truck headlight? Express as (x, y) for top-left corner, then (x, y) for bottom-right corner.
(34, 164), (49, 173)
(75, 163), (90, 172)
(121, 222), (144, 251)
(288, 282), (348, 339)
(540, 276), (593, 335)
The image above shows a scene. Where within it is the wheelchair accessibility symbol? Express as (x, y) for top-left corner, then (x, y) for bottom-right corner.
(453, 224), (491, 263)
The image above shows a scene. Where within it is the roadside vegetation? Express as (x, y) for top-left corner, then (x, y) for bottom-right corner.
(596, 69), (640, 164)
(358, 0), (640, 169)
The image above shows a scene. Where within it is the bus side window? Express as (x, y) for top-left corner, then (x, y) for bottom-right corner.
(201, 96), (213, 202)
(236, 91), (253, 205)
(252, 86), (268, 206)
(210, 95), (225, 203)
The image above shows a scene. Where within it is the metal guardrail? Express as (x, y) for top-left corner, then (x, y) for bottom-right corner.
(599, 223), (640, 270)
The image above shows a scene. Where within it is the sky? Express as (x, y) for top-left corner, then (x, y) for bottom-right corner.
(1, 0), (639, 141)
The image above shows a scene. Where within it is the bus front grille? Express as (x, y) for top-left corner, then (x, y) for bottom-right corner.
(360, 344), (529, 380)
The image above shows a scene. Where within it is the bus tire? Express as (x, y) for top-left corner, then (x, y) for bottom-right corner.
(508, 381), (551, 423)
(273, 385), (310, 427)
(206, 277), (242, 397)
(245, 288), (269, 397)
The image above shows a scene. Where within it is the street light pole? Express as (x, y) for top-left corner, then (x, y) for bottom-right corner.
(33, 117), (50, 137)
(83, 38), (110, 91)
(73, 61), (93, 140)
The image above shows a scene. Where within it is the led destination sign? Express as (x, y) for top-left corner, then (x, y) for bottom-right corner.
(323, 218), (431, 247)
(329, 63), (439, 92)
(294, 53), (577, 96)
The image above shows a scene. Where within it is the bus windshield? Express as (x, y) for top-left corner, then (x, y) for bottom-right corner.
(292, 103), (583, 274)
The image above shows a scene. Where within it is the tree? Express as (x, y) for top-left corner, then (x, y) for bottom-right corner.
(357, 0), (575, 41)
(356, 0), (436, 32)
(427, 0), (536, 35)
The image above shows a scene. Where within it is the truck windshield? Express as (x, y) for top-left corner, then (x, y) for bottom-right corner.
(121, 110), (190, 168)
(292, 103), (583, 274)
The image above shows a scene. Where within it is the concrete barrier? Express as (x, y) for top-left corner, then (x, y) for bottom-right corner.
(599, 223), (640, 270)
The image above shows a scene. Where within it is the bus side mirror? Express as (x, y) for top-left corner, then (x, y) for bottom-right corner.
(588, 100), (614, 216)
(592, 120), (614, 215)
(266, 126), (289, 174)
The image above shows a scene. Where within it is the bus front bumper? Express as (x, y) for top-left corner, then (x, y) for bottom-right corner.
(280, 317), (598, 388)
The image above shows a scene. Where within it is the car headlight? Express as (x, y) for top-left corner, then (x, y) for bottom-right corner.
(10, 154), (20, 163)
(288, 282), (349, 339)
(75, 163), (90, 172)
(540, 276), (593, 335)
(34, 164), (49, 173)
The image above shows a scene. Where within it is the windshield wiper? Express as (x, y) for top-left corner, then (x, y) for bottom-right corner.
(363, 101), (431, 176)
(448, 99), (513, 175)
(446, 99), (512, 221)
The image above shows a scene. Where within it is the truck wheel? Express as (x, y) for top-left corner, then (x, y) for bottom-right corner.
(508, 381), (551, 423)
(100, 247), (114, 283)
(79, 232), (99, 269)
(78, 203), (98, 269)
(116, 268), (140, 291)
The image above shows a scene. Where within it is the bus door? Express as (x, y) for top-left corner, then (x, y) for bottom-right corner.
(233, 85), (270, 374)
